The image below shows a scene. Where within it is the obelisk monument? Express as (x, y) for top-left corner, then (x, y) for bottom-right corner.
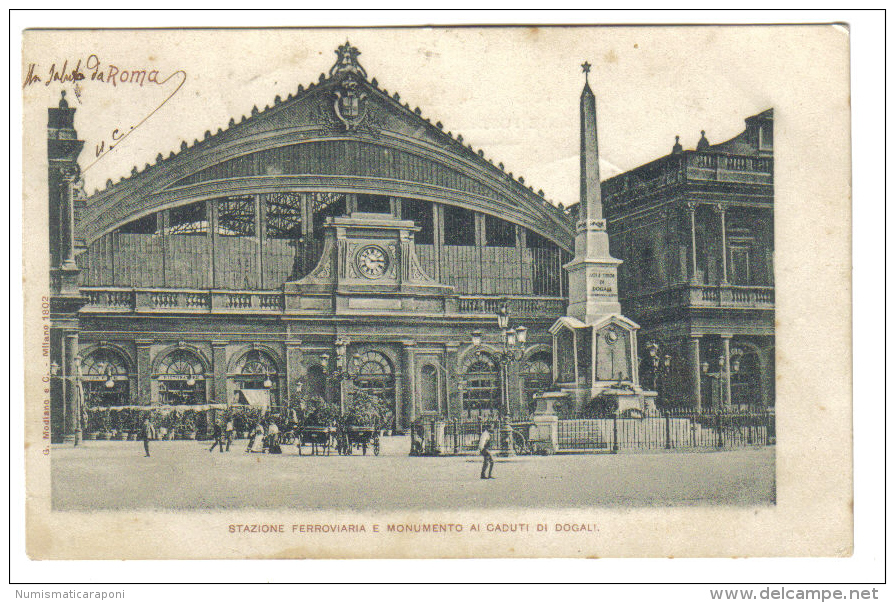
(564, 61), (623, 323)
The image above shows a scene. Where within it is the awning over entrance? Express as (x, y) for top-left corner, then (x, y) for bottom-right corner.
(235, 389), (271, 411)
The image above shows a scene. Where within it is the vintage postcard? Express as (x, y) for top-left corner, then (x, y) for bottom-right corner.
(21, 25), (852, 559)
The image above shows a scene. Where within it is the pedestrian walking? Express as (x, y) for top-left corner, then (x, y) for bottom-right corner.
(246, 422), (265, 453)
(479, 423), (494, 479)
(141, 416), (155, 458)
(224, 417), (234, 451)
(209, 421), (224, 453)
(265, 419), (280, 453)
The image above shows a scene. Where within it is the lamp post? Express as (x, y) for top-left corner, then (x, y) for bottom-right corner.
(322, 343), (360, 415)
(470, 302), (528, 456)
(701, 354), (740, 411)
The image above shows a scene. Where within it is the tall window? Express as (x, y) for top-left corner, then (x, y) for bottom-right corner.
(485, 214), (516, 247)
(356, 194), (391, 214)
(265, 193), (303, 239)
(118, 213), (158, 235)
(522, 352), (552, 414)
(463, 353), (500, 418)
(729, 245), (752, 285)
(402, 199), (434, 244)
(353, 351), (396, 412)
(217, 196), (255, 237)
(167, 202), (208, 235)
(81, 348), (131, 407)
(156, 349), (206, 405)
(443, 205), (475, 246)
(232, 349), (279, 408)
(312, 193), (347, 241)
(527, 229), (563, 295)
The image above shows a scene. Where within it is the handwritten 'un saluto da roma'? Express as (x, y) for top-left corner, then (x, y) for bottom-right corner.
(24, 54), (187, 173)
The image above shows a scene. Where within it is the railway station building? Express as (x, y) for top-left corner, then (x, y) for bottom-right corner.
(46, 43), (774, 440)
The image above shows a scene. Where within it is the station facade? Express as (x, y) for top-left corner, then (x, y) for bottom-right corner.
(47, 43), (774, 440)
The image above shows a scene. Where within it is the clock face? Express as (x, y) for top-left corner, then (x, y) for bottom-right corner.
(356, 245), (389, 279)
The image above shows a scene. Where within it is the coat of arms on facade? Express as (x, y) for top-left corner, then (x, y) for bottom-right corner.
(334, 76), (368, 131)
(331, 42), (369, 131)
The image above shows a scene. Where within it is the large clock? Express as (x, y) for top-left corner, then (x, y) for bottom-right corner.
(356, 245), (389, 279)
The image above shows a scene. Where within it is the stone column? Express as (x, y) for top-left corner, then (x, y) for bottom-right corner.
(403, 341), (417, 426)
(207, 199), (216, 288)
(433, 204), (444, 282)
(716, 204), (728, 284)
(689, 336), (702, 413)
(722, 336), (733, 409)
(686, 203), (698, 283)
(445, 343), (461, 419)
(60, 169), (78, 270)
(135, 340), (153, 405)
(63, 331), (80, 438)
(285, 340), (303, 407)
(256, 194), (265, 288)
(506, 356), (523, 418)
(211, 341), (228, 406)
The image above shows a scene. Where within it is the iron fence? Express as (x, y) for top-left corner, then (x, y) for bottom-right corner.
(557, 408), (775, 452)
(418, 409), (774, 455)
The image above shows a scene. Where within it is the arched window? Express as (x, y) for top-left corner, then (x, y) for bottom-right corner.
(463, 353), (500, 418)
(156, 349), (206, 405)
(522, 351), (552, 414)
(81, 348), (131, 407)
(232, 349), (279, 409)
(353, 351), (395, 413)
(731, 351), (762, 410)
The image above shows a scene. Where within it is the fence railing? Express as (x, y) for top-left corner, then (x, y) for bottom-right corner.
(421, 409), (774, 455)
(557, 409), (775, 452)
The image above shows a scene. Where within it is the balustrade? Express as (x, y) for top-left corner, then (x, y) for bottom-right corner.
(457, 296), (566, 317)
(81, 288), (285, 313)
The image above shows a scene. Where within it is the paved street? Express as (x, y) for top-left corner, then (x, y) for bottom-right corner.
(51, 437), (775, 511)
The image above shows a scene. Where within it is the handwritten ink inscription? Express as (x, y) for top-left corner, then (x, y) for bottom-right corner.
(23, 55), (178, 89)
(24, 54), (188, 172)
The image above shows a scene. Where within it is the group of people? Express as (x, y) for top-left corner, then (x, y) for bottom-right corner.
(140, 413), (497, 479)
(208, 418), (235, 453)
(243, 419), (282, 454)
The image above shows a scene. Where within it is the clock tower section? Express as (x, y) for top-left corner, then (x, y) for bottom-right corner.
(284, 204), (455, 315)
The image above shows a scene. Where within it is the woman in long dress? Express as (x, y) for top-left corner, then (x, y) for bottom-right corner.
(245, 422), (266, 453)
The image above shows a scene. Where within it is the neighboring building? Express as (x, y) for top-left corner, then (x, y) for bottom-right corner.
(599, 111), (775, 411)
(47, 43), (573, 440)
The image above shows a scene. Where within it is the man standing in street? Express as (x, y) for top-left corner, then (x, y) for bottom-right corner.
(478, 423), (494, 479)
(224, 417), (235, 452)
(141, 416), (154, 458)
(209, 421), (224, 453)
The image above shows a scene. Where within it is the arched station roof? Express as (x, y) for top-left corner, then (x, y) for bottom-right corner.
(79, 43), (574, 252)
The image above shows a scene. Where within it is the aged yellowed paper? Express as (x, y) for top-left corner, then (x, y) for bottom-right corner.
(22, 25), (851, 559)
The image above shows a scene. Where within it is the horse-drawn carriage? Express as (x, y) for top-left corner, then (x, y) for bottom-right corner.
(336, 424), (381, 456)
(294, 425), (336, 456)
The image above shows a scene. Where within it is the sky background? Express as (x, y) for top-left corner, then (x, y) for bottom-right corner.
(24, 26), (840, 206)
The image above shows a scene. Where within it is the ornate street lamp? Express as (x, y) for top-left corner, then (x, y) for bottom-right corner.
(469, 302), (528, 456)
(701, 354), (739, 410)
(322, 344), (361, 415)
(104, 365), (115, 389)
